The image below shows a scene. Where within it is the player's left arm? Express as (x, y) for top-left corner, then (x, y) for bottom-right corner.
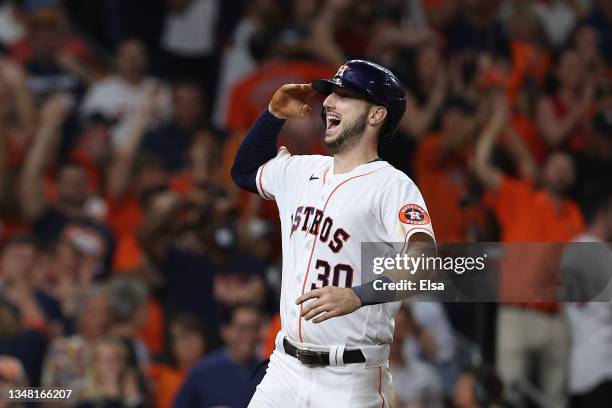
(297, 180), (436, 323)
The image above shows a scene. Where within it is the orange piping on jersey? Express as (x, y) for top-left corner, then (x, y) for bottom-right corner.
(322, 167), (329, 185)
(298, 165), (391, 342)
(258, 163), (273, 200)
(378, 366), (385, 408)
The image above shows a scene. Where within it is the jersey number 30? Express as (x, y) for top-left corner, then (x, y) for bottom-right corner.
(311, 259), (354, 290)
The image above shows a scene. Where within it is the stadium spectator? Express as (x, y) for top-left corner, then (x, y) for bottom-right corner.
(173, 303), (264, 408)
(400, 42), (447, 142)
(0, 1), (25, 48)
(161, 0), (220, 104)
(378, 39), (447, 178)
(444, 0), (507, 56)
(573, 25), (606, 81)
(138, 188), (220, 331)
(475, 93), (585, 407)
(147, 313), (208, 408)
(0, 356), (28, 406)
(141, 78), (207, 173)
(0, 234), (63, 336)
(414, 96), (481, 242)
(536, 0), (581, 48)
(535, 48), (595, 152)
(41, 285), (111, 395)
(502, 2), (553, 104)
(105, 277), (150, 370)
(391, 304), (444, 408)
(80, 38), (172, 147)
(572, 111), (612, 195)
(0, 57), (37, 237)
(76, 336), (146, 408)
(0, 281), (46, 386)
(10, 2), (98, 102)
(452, 366), (505, 408)
(104, 83), (169, 273)
(19, 94), (114, 254)
(403, 299), (459, 397)
(563, 183), (612, 408)
(212, 0), (282, 129)
(585, 0), (612, 65)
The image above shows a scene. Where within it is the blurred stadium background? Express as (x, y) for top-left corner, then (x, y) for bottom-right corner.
(0, 0), (611, 407)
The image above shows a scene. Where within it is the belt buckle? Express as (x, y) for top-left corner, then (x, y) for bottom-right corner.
(296, 348), (324, 367)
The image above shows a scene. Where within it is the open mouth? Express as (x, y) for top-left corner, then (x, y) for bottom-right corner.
(326, 112), (342, 132)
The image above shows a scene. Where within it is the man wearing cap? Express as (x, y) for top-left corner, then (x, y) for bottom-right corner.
(231, 60), (436, 407)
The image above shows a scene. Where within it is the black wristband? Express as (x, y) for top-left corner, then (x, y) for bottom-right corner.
(351, 276), (396, 306)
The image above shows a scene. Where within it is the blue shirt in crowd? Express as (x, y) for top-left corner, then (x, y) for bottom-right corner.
(173, 349), (264, 408)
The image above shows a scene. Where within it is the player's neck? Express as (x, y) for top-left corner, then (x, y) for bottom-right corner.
(333, 143), (379, 174)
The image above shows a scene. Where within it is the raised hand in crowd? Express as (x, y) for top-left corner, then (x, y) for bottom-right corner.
(0, 58), (36, 140)
(20, 93), (72, 220)
(107, 83), (161, 200)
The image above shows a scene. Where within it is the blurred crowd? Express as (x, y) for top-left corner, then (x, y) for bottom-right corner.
(1, 0), (612, 407)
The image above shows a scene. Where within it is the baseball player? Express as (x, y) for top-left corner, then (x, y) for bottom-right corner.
(231, 60), (436, 407)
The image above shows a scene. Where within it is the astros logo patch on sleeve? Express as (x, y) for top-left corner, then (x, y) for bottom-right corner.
(399, 204), (430, 225)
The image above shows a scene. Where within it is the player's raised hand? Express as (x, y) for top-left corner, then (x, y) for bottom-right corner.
(268, 84), (316, 120)
(296, 286), (362, 323)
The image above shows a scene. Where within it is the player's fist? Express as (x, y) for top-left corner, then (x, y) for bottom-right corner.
(268, 84), (316, 119)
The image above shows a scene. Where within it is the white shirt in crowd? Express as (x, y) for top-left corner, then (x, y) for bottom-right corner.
(213, 17), (257, 128)
(392, 358), (444, 408)
(403, 300), (457, 364)
(162, 0), (218, 57)
(564, 233), (612, 395)
(81, 76), (172, 147)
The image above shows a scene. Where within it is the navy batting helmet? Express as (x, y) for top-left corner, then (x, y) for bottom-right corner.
(312, 60), (406, 138)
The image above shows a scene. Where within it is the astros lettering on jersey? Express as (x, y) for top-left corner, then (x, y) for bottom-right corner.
(257, 149), (435, 347)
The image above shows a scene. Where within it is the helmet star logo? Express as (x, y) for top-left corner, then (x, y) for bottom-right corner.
(335, 64), (350, 78)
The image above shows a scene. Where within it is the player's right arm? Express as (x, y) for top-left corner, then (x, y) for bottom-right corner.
(230, 84), (315, 195)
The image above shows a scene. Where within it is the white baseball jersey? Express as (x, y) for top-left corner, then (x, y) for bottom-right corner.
(256, 148), (435, 347)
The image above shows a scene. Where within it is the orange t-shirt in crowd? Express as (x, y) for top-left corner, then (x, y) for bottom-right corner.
(136, 297), (165, 357)
(147, 364), (186, 408)
(485, 175), (585, 310)
(415, 133), (479, 243)
(105, 192), (143, 272)
(263, 313), (281, 358)
(509, 114), (549, 164)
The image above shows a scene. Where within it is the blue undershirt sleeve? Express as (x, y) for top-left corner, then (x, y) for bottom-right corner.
(230, 109), (286, 194)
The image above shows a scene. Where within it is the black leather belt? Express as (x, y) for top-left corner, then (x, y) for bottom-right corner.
(282, 338), (366, 367)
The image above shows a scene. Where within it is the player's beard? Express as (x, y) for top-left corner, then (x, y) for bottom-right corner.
(325, 109), (368, 155)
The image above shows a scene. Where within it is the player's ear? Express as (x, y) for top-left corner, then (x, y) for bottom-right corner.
(368, 106), (387, 127)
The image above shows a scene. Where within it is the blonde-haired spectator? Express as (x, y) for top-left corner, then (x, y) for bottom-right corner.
(0, 356), (27, 408)
(41, 285), (111, 398)
(77, 337), (145, 408)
